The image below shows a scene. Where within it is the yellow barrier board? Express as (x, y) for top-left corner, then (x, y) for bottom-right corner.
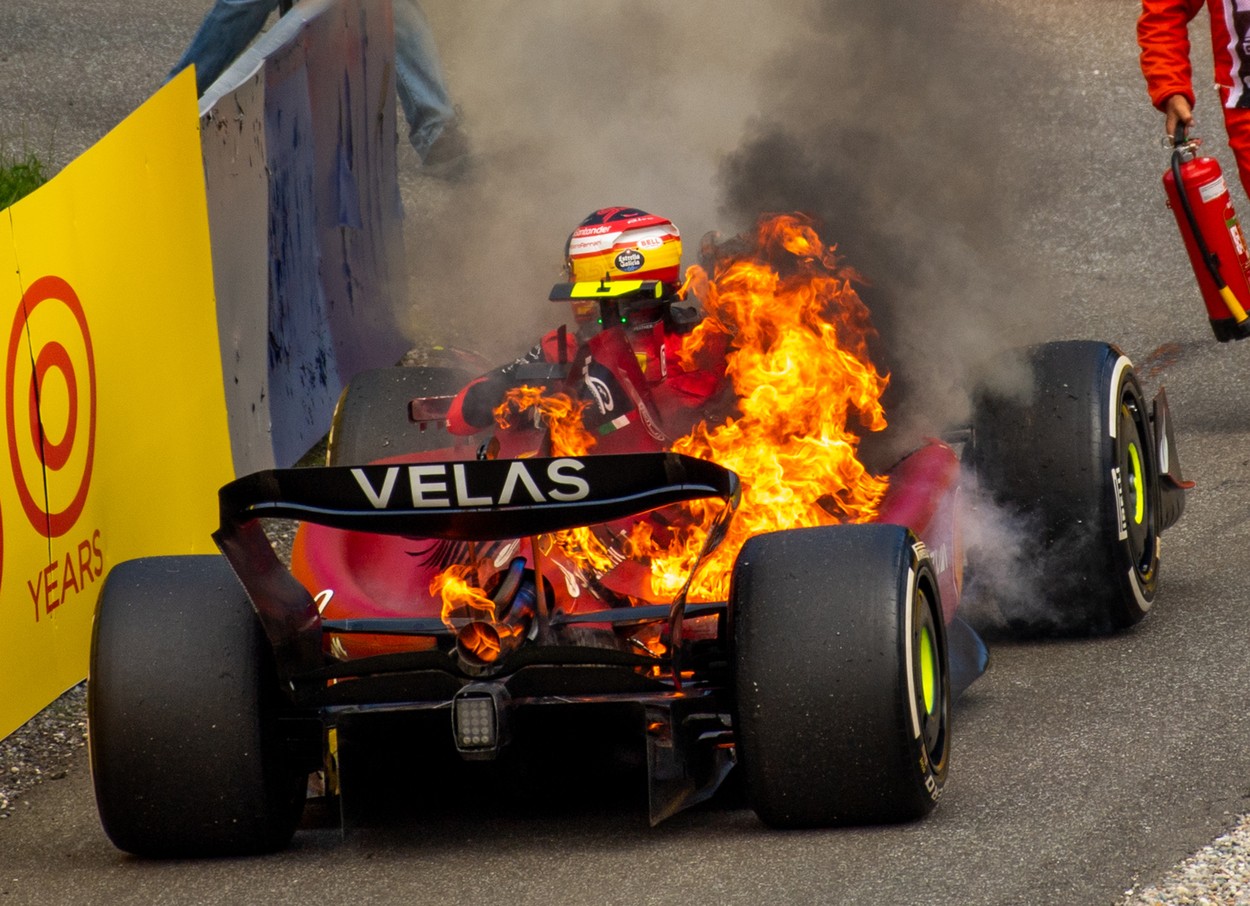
(0, 69), (235, 740)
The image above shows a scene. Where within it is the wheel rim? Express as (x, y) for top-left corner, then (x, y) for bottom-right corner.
(1117, 389), (1157, 582)
(919, 624), (937, 715)
(1126, 441), (1145, 526)
(914, 586), (947, 770)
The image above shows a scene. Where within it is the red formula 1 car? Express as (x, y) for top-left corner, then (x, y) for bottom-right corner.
(85, 324), (1187, 857)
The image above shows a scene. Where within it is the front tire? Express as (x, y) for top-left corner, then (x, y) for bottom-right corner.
(732, 524), (950, 827)
(89, 556), (308, 857)
(969, 341), (1159, 636)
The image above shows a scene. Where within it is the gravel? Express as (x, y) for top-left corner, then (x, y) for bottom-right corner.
(0, 684), (88, 821)
(1119, 819), (1250, 905)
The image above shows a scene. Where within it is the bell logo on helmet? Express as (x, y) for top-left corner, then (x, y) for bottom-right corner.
(615, 250), (644, 272)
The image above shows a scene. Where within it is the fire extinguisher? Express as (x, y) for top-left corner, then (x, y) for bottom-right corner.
(1162, 125), (1250, 341)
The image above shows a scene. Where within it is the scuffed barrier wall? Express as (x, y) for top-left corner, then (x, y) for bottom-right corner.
(0, 0), (412, 740)
(201, 0), (410, 473)
(0, 71), (235, 741)
(199, 75), (271, 475)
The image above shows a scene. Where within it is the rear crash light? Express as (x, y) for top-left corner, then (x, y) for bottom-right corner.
(455, 695), (495, 747)
(451, 685), (509, 760)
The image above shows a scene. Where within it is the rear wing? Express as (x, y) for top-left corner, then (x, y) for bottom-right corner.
(212, 453), (741, 677)
(217, 453), (738, 540)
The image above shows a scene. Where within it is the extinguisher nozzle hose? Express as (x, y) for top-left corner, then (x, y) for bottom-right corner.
(1219, 285), (1249, 323)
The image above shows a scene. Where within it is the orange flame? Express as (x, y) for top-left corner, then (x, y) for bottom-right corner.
(433, 388), (616, 627)
(432, 563), (496, 626)
(432, 564), (531, 663)
(494, 386), (596, 456)
(496, 385), (621, 575)
(643, 213), (890, 601)
(433, 213), (890, 626)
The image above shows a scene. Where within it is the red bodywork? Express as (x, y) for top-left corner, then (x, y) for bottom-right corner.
(290, 437), (964, 659)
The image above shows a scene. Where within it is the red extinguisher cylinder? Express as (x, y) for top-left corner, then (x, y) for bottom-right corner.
(1163, 152), (1250, 342)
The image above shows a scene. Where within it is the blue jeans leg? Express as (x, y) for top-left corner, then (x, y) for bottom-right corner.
(169, 0), (280, 96)
(393, 0), (456, 158)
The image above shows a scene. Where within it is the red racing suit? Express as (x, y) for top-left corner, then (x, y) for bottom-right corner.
(446, 313), (730, 454)
(1139, 0), (1250, 190)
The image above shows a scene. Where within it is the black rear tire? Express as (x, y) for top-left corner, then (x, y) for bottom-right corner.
(327, 364), (474, 465)
(732, 524), (949, 827)
(89, 556), (307, 857)
(969, 341), (1159, 636)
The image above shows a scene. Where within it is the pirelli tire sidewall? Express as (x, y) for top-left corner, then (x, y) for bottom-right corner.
(88, 555), (308, 857)
(970, 340), (1160, 635)
(730, 523), (950, 828)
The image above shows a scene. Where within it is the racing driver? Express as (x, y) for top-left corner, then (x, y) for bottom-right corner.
(445, 207), (730, 451)
(1138, 0), (1250, 194)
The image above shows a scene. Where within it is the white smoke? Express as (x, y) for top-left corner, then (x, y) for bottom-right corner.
(404, 1), (815, 359)
(410, 1), (1062, 452)
(409, 0), (1076, 628)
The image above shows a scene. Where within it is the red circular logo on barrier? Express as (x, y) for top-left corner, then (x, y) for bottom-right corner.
(6, 276), (97, 538)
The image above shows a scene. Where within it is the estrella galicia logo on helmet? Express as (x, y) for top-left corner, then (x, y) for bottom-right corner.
(614, 249), (644, 272)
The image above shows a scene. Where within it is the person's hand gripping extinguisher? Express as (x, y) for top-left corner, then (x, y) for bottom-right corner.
(1162, 124), (1250, 342)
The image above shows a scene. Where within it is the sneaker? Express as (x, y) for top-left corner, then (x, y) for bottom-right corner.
(420, 120), (472, 182)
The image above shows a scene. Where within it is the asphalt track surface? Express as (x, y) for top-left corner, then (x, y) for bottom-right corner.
(3, 1), (1250, 904)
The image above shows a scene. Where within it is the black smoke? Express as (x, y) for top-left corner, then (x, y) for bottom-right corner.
(421, 1), (1059, 459)
(713, 0), (1058, 463)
